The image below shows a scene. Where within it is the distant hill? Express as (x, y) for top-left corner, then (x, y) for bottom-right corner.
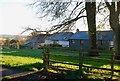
(0, 34), (27, 39)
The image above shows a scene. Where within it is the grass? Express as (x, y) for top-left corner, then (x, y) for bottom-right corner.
(1, 49), (43, 70)
(1, 48), (120, 79)
(3, 76), (12, 79)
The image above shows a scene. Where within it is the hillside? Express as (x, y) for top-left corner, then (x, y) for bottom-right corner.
(0, 34), (27, 39)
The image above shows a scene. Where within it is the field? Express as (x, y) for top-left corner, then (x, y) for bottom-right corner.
(1, 49), (43, 70)
(1, 48), (120, 79)
(1, 48), (80, 70)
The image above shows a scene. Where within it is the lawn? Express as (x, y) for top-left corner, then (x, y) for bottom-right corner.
(0, 49), (43, 70)
(1, 48), (120, 79)
(0, 48), (79, 70)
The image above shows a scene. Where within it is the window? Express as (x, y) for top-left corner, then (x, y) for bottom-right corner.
(72, 40), (75, 44)
(80, 40), (84, 44)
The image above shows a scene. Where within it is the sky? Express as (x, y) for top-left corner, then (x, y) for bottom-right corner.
(0, 0), (55, 35)
(0, 0), (111, 35)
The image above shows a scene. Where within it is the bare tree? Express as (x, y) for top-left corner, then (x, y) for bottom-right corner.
(30, 0), (86, 31)
(105, 0), (120, 59)
(30, 0), (98, 50)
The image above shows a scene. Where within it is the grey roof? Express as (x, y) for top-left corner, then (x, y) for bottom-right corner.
(69, 31), (114, 40)
(97, 31), (114, 40)
(69, 31), (89, 40)
(47, 32), (73, 41)
(23, 30), (114, 46)
(23, 34), (48, 45)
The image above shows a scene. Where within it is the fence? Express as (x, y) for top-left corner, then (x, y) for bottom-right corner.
(43, 47), (120, 79)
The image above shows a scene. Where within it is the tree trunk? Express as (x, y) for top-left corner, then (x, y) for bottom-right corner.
(86, 2), (98, 56)
(108, 2), (120, 59)
(114, 29), (120, 60)
(86, 2), (97, 49)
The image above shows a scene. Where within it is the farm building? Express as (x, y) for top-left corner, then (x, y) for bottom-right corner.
(69, 31), (114, 50)
(22, 30), (114, 49)
(22, 34), (49, 49)
(69, 31), (89, 50)
(45, 32), (73, 47)
(97, 31), (114, 50)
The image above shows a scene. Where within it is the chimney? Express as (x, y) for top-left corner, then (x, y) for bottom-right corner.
(76, 29), (79, 32)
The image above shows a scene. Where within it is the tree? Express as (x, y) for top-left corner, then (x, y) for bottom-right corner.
(105, 1), (120, 59)
(2, 38), (10, 49)
(86, 2), (97, 49)
(31, 0), (97, 50)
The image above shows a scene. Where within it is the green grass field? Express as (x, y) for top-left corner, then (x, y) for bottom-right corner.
(0, 48), (120, 79)
(0, 49), (43, 70)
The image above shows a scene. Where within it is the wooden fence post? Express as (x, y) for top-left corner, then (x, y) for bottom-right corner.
(43, 47), (50, 73)
(79, 41), (83, 76)
(111, 48), (115, 79)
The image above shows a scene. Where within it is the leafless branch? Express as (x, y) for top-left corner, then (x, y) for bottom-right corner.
(76, 8), (85, 18)
(97, 1), (107, 14)
(69, 2), (83, 17)
(49, 15), (87, 32)
(104, 0), (111, 10)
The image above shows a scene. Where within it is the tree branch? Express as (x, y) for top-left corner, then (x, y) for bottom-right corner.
(104, 0), (111, 10)
(76, 8), (85, 18)
(49, 15), (87, 32)
(69, 2), (83, 17)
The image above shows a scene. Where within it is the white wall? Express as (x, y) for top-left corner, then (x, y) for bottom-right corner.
(44, 40), (53, 45)
(109, 40), (114, 50)
(45, 40), (69, 47)
(58, 41), (69, 47)
(109, 41), (114, 47)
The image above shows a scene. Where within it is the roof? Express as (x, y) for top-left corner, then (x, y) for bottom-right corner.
(97, 31), (114, 40)
(69, 31), (114, 40)
(69, 31), (89, 40)
(47, 32), (73, 41)
(29, 34), (46, 42)
(23, 34), (48, 45)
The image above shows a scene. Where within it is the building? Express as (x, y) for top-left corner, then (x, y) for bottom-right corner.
(22, 34), (48, 49)
(69, 31), (114, 50)
(69, 31), (89, 50)
(97, 31), (114, 50)
(45, 32), (73, 47)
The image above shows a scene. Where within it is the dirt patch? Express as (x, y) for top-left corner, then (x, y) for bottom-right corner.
(1, 65), (108, 81)
(1, 65), (64, 81)
(1, 65), (29, 77)
(2, 71), (64, 81)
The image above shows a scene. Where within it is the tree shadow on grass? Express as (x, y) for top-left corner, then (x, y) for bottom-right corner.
(1, 63), (118, 81)
(2, 62), (43, 71)
(16, 62), (43, 71)
(2, 70), (104, 81)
